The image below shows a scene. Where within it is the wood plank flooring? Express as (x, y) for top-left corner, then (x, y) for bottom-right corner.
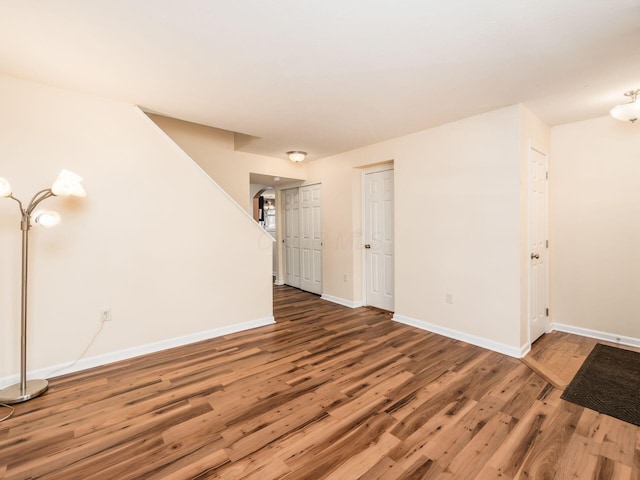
(1, 285), (638, 479)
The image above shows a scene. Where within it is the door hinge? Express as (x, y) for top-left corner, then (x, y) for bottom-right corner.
(545, 308), (549, 316)
(545, 171), (548, 180)
(546, 239), (548, 248)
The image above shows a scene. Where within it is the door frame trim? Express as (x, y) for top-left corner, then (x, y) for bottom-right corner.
(527, 141), (549, 346)
(361, 163), (395, 309)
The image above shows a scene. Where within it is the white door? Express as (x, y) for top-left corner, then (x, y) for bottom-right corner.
(529, 145), (548, 343)
(299, 184), (322, 294)
(364, 168), (394, 311)
(283, 188), (300, 288)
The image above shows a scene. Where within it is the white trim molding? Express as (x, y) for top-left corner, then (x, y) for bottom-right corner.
(551, 323), (640, 349)
(362, 162), (394, 174)
(321, 294), (364, 309)
(0, 316), (275, 389)
(392, 313), (526, 358)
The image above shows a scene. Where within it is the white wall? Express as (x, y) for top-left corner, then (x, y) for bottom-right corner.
(0, 75), (274, 384)
(551, 115), (640, 341)
(307, 106), (525, 354)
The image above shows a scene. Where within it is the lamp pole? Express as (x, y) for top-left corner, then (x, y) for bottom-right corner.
(0, 171), (85, 404)
(0, 190), (55, 403)
(20, 211), (31, 398)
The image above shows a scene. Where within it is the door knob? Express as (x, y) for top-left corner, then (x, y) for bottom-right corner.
(364, 244), (371, 249)
(531, 253), (539, 259)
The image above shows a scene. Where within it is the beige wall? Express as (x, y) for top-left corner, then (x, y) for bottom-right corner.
(308, 106), (527, 353)
(151, 105), (552, 354)
(305, 156), (367, 302)
(4, 69), (634, 384)
(8, 66), (620, 374)
(148, 114), (306, 213)
(0, 75), (273, 382)
(550, 116), (640, 340)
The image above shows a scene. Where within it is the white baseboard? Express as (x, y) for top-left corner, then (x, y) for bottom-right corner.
(274, 279), (285, 286)
(392, 313), (526, 358)
(551, 322), (640, 349)
(0, 316), (275, 389)
(321, 294), (364, 309)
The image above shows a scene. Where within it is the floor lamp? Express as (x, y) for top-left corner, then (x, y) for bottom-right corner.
(0, 170), (85, 404)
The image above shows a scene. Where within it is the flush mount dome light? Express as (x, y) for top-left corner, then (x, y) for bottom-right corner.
(287, 151), (307, 162)
(610, 89), (640, 123)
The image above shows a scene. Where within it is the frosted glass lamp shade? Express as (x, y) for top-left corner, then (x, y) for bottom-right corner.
(51, 169), (86, 197)
(610, 89), (640, 123)
(287, 151), (307, 162)
(610, 101), (640, 123)
(33, 210), (61, 227)
(0, 177), (11, 197)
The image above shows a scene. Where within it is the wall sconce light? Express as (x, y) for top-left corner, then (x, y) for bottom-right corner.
(610, 89), (640, 123)
(287, 151), (307, 162)
(0, 170), (86, 404)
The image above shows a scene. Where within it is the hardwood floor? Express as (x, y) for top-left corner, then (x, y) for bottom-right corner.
(1, 285), (638, 479)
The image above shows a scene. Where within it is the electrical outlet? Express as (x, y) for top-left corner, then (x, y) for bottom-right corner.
(445, 292), (453, 304)
(101, 308), (112, 322)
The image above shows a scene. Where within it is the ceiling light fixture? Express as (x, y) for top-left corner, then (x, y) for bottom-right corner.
(610, 89), (640, 123)
(287, 151), (307, 162)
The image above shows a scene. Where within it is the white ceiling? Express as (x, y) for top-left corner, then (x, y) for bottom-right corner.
(1, 1), (639, 161)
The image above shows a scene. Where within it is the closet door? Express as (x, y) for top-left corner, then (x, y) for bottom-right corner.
(299, 184), (322, 294)
(283, 184), (322, 294)
(283, 188), (300, 288)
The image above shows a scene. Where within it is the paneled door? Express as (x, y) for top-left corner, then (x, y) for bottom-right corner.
(283, 187), (300, 288)
(299, 184), (322, 294)
(283, 184), (322, 294)
(529, 145), (548, 343)
(364, 168), (394, 311)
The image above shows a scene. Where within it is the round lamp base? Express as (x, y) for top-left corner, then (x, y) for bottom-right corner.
(0, 379), (48, 404)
